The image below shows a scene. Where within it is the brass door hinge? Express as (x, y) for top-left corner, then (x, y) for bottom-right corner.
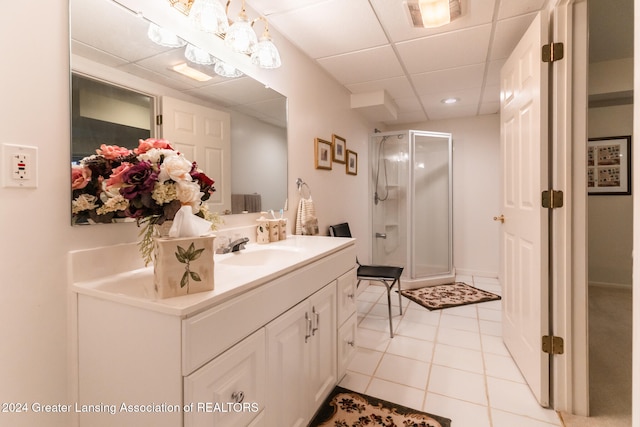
(156, 115), (163, 126)
(542, 190), (564, 209)
(542, 42), (564, 62)
(542, 335), (564, 355)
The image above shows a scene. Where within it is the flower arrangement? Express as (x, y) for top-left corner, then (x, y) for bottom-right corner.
(72, 138), (221, 264)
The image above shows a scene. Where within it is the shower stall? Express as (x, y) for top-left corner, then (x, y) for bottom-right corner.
(370, 130), (454, 289)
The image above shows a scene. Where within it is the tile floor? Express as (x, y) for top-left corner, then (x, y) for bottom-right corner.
(338, 275), (563, 427)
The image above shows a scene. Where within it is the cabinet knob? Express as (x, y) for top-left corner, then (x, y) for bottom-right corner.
(347, 293), (355, 300)
(347, 340), (355, 347)
(231, 391), (245, 403)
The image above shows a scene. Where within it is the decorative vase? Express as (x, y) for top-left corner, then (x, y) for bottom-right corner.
(150, 235), (215, 299)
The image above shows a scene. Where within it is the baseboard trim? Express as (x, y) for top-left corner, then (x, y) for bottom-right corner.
(455, 268), (498, 279)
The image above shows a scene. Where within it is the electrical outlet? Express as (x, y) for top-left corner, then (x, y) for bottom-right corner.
(3, 144), (38, 188)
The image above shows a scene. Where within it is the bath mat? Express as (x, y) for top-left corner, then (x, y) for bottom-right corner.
(309, 386), (451, 427)
(401, 282), (501, 311)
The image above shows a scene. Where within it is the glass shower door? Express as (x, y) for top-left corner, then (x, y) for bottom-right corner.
(410, 131), (453, 278)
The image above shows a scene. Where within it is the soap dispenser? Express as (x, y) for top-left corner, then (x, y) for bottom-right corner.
(256, 212), (270, 244)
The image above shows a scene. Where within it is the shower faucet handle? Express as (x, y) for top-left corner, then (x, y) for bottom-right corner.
(375, 232), (387, 239)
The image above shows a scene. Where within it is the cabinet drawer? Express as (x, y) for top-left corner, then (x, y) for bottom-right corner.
(337, 313), (357, 380)
(337, 268), (357, 325)
(184, 329), (266, 427)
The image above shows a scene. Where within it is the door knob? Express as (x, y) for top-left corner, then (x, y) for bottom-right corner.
(493, 215), (505, 223)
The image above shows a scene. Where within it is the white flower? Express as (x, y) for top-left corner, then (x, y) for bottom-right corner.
(176, 180), (204, 212)
(96, 195), (128, 215)
(152, 182), (178, 205)
(72, 194), (98, 214)
(158, 154), (193, 183)
(137, 148), (177, 165)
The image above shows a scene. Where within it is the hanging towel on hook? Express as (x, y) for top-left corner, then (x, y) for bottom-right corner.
(295, 196), (319, 235)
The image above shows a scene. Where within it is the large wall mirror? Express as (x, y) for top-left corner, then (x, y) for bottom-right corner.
(70, 0), (288, 223)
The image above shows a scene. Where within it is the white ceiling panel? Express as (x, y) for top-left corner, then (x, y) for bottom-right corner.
(369, 0), (497, 43)
(346, 76), (416, 100)
(498, 0), (548, 20)
(411, 63), (485, 95)
(490, 13), (538, 60)
(265, 0), (388, 59)
(317, 46), (405, 85)
(395, 25), (492, 74)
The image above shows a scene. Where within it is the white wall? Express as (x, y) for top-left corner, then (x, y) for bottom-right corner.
(588, 104), (633, 287)
(387, 114), (501, 277)
(0, 3), (371, 426)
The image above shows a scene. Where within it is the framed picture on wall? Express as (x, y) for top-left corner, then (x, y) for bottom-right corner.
(346, 150), (358, 175)
(332, 134), (346, 164)
(587, 135), (631, 195)
(314, 138), (332, 170)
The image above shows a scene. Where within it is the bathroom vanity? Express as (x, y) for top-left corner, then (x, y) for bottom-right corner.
(69, 236), (358, 427)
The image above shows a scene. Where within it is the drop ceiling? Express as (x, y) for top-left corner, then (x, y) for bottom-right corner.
(72, 0), (633, 126)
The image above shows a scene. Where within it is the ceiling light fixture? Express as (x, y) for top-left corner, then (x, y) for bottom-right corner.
(189, 0), (229, 34)
(406, 0), (462, 28)
(171, 63), (213, 81)
(224, 0), (258, 54)
(441, 97), (460, 104)
(147, 23), (186, 48)
(185, 43), (215, 65)
(214, 59), (244, 78)
(250, 17), (282, 69)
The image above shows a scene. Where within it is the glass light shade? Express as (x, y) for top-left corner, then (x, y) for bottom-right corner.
(185, 44), (214, 65)
(419, 0), (450, 28)
(189, 0), (229, 34)
(213, 60), (244, 78)
(251, 36), (282, 69)
(224, 17), (257, 54)
(147, 23), (186, 48)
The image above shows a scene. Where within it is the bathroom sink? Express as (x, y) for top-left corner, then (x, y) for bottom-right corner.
(217, 247), (303, 267)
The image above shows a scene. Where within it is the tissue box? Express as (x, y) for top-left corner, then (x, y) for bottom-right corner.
(151, 235), (215, 299)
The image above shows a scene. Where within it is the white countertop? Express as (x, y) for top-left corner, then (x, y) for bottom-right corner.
(70, 235), (355, 317)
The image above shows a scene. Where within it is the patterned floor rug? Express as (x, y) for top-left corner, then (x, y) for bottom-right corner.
(401, 282), (501, 311)
(309, 386), (451, 427)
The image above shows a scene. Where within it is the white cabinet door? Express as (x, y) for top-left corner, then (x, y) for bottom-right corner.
(184, 329), (266, 427)
(308, 283), (337, 409)
(266, 302), (310, 427)
(337, 313), (357, 380)
(336, 268), (357, 325)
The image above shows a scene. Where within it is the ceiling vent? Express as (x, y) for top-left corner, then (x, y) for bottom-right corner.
(405, 0), (462, 28)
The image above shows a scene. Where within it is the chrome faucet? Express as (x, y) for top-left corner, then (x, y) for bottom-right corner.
(221, 237), (249, 254)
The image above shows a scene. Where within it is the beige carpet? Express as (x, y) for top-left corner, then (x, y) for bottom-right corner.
(561, 285), (632, 427)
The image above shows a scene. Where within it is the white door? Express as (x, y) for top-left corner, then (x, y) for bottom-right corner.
(161, 96), (231, 214)
(499, 13), (550, 407)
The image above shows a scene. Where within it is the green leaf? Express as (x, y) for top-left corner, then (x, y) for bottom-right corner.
(190, 271), (202, 282)
(180, 272), (189, 288)
(177, 245), (187, 258)
(175, 252), (187, 264)
(190, 248), (205, 261)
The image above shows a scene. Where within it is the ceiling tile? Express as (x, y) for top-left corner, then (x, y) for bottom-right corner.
(317, 46), (404, 85)
(266, 0), (388, 59)
(411, 63), (485, 95)
(490, 13), (537, 60)
(395, 25), (492, 74)
(370, 0), (497, 43)
(346, 76), (415, 100)
(498, 0), (547, 19)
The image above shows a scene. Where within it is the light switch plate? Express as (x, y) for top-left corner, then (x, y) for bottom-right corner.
(3, 144), (38, 188)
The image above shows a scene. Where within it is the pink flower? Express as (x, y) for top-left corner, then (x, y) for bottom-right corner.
(71, 165), (91, 190)
(105, 163), (132, 187)
(135, 138), (174, 155)
(96, 144), (132, 160)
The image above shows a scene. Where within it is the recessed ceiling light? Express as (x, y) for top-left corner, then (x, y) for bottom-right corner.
(171, 63), (213, 82)
(441, 97), (460, 104)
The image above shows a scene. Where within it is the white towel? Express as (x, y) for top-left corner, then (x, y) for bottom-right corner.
(295, 196), (319, 235)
